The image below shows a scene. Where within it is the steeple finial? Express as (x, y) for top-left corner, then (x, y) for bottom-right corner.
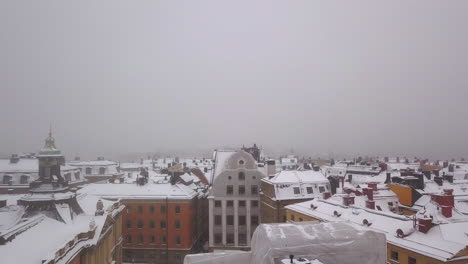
(44, 125), (57, 150)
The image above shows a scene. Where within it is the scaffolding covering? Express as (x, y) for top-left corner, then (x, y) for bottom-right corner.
(184, 222), (386, 264)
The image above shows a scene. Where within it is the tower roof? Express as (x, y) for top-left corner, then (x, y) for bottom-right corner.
(38, 127), (62, 157)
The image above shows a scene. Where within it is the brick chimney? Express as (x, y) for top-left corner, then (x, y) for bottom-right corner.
(368, 182), (377, 191)
(342, 195), (355, 206)
(366, 200), (375, 210)
(322, 192), (331, 200)
(417, 217), (432, 233)
(431, 189), (454, 218)
(366, 188), (374, 201)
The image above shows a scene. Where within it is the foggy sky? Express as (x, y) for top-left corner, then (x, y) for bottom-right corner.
(1, 1), (468, 160)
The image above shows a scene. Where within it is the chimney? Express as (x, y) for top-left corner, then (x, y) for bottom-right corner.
(433, 170), (440, 177)
(385, 172), (391, 184)
(9, 154), (19, 164)
(443, 173), (454, 183)
(431, 189), (454, 218)
(443, 161), (449, 168)
(365, 200), (375, 210)
(434, 176), (443, 186)
(347, 174), (353, 183)
(448, 164), (454, 173)
(342, 195), (355, 206)
(266, 160), (276, 177)
(340, 176), (345, 190)
(417, 217), (432, 233)
(366, 188), (374, 201)
(322, 192), (331, 200)
(368, 182), (377, 191)
(423, 171), (431, 180)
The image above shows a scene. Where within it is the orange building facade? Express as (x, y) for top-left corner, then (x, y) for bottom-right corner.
(122, 196), (208, 264)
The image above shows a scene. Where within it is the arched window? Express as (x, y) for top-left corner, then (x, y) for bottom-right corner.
(85, 167), (92, 175)
(137, 220), (143, 229)
(238, 172), (245, 181)
(99, 167), (106, 175)
(20, 175), (29, 184)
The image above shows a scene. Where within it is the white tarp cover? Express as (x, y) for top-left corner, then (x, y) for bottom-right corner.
(184, 222), (386, 264)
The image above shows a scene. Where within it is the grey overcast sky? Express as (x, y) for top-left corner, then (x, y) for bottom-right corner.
(1, 1), (468, 160)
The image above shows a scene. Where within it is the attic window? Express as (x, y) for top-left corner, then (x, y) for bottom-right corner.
(239, 160), (245, 165)
(293, 187), (300, 194)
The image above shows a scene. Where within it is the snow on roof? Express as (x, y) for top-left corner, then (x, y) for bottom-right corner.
(0, 159), (78, 173)
(266, 170), (328, 184)
(0, 192), (121, 264)
(78, 182), (197, 200)
(212, 150), (236, 182)
(67, 160), (118, 166)
(286, 197), (468, 261)
(386, 162), (420, 171)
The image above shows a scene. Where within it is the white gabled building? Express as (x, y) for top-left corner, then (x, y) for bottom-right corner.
(208, 149), (266, 250)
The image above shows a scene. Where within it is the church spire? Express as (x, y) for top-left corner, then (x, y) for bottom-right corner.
(44, 125), (57, 150)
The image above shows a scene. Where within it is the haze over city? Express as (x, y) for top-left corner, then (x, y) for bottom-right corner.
(1, 0), (468, 159)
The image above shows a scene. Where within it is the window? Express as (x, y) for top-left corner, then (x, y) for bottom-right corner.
(175, 236), (181, 245)
(149, 220), (155, 229)
(138, 205), (143, 214)
(65, 173), (72, 182)
(306, 187), (313, 194)
(160, 220), (167, 229)
(376, 205), (382, 211)
(161, 235), (167, 244)
(175, 205), (181, 214)
(239, 185), (245, 195)
(175, 220), (181, 229)
(126, 220), (132, 228)
(20, 175), (29, 184)
(126, 205), (131, 214)
(408, 256), (416, 264)
(251, 215), (259, 225)
(75, 171), (80, 179)
(215, 215), (222, 225)
(227, 185), (233, 195)
(239, 215), (246, 225)
(150, 235), (155, 243)
(99, 167), (106, 175)
(226, 233), (234, 244)
(239, 160), (244, 165)
(291, 215), (295, 221)
(126, 235), (132, 244)
(215, 200), (221, 207)
(161, 205), (167, 214)
(251, 200), (259, 207)
(214, 234), (222, 244)
(251, 185), (258, 195)
(252, 176), (256, 180)
(299, 217), (303, 222)
(228, 176), (232, 180)
(390, 250), (399, 261)
(227, 215), (234, 225)
(137, 220), (143, 229)
(239, 233), (247, 245)
(227, 200), (233, 207)
(137, 234), (143, 244)
(239, 200), (246, 207)
(149, 205), (155, 213)
(238, 172), (245, 180)
(293, 187), (300, 194)
(2, 175), (12, 184)
(319, 186), (326, 193)
(85, 167), (92, 175)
